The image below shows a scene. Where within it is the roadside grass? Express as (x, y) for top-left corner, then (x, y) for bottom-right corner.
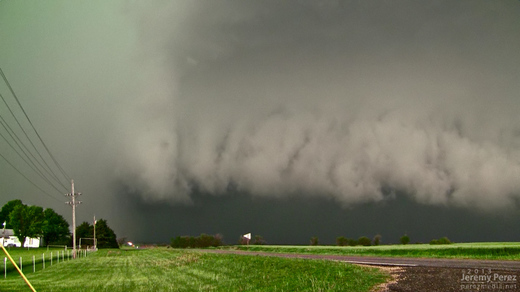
(1, 247), (74, 275)
(223, 242), (520, 260)
(1, 248), (389, 292)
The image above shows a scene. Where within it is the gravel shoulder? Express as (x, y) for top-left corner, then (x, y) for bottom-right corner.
(382, 266), (519, 292)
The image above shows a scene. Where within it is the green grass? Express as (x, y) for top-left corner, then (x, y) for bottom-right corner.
(0, 247), (74, 275)
(0, 248), (388, 292)
(223, 242), (520, 260)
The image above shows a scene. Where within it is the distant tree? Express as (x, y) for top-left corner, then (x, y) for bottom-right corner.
(76, 221), (93, 243)
(336, 236), (348, 246)
(117, 237), (128, 248)
(253, 235), (266, 245)
(197, 234), (214, 248)
(171, 234), (224, 248)
(42, 208), (70, 245)
(75, 219), (118, 248)
(310, 236), (319, 246)
(0, 199), (23, 229)
(214, 233), (224, 246)
(430, 237), (452, 245)
(373, 234), (382, 246)
(9, 204), (44, 244)
(171, 236), (190, 248)
(439, 237), (452, 244)
(93, 219), (118, 248)
(238, 236), (249, 245)
(358, 236), (371, 246)
(400, 234), (410, 245)
(348, 238), (358, 246)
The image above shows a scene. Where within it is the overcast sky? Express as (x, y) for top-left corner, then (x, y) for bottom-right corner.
(1, 0), (519, 244)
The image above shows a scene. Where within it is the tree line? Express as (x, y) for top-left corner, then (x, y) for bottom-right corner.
(0, 199), (118, 248)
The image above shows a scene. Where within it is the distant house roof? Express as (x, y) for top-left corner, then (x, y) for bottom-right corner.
(1, 229), (15, 238)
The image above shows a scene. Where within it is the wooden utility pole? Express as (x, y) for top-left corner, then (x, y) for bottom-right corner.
(66, 179), (81, 258)
(93, 215), (96, 250)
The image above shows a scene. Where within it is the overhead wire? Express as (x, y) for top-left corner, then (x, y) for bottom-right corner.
(0, 67), (71, 183)
(0, 93), (68, 192)
(0, 90), (68, 191)
(0, 152), (63, 203)
(0, 66), (72, 198)
(0, 121), (65, 194)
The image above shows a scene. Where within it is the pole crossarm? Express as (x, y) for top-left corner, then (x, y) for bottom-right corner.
(65, 179), (81, 259)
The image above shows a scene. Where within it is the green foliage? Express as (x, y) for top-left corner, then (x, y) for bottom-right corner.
(94, 219), (118, 248)
(310, 236), (319, 246)
(171, 233), (223, 248)
(1, 200), (69, 246)
(0, 249), (389, 292)
(9, 204), (44, 243)
(336, 236), (348, 246)
(400, 234), (410, 245)
(75, 219), (118, 248)
(373, 234), (381, 246)
(358, 236), (371, 246)
(430, 237), (452, 245)
(42, 208), (70, 245)
(0, 199), (22, 229)
(76, 221), (93, 244)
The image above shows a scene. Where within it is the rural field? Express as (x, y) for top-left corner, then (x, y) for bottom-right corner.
(226, 242), (520, 260)
(1, 243), (518, 291)
(1, 247), (388, 292)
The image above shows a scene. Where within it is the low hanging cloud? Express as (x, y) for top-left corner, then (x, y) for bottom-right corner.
(112, 1), (520, 210)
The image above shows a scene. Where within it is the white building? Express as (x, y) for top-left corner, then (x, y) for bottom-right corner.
(1, 229), (41, 248)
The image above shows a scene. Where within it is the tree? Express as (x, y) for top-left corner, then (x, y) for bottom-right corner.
(76, 221), (93, 244)
(253, 235), (266, 245)
(430, 237), (452, 245)
(75, 219), (118, 248)
(42, 208), (70, 245)
(117, 237), (127, 248)
(238, 235), (249, 245)
(336, 236), (348, 246)
(373, 234), (382, 246)
(0, 199), (23, 229)
(9, 204), (44, 244)
(358, 236), (371, 246)
(400, 234), (410, 245)
(93, 219), (118, 248)
(310, 236), (319, 246)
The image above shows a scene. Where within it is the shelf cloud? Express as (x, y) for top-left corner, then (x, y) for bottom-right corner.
(112, 0), (520, 210)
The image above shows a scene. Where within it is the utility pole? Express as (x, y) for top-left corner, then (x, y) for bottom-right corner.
(65, 179), (81, 259)
(93, 215), (96, 250)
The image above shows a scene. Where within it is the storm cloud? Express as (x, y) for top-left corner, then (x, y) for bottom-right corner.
(115, 1), (520, 210)
(1, 0), (520, 243)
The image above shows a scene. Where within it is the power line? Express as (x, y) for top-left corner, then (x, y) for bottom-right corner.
(0, 152), (62, 203)
(0, 124), (65, 194)
(0, 91), (68, 191)
(0, 67), (75, 201)
(0, 67), (71, 183)
(0, 114), (67, 193)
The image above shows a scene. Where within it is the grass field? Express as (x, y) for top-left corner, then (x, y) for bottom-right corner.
(225, 242), (520, 260)
(0, 247), (388, 291)
(1, 247), (76, 275)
